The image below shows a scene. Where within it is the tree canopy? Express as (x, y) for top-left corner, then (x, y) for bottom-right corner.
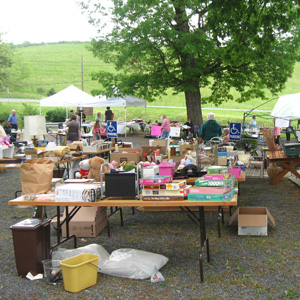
(0, 33), (13, 90)
(82, 0), (300, 125)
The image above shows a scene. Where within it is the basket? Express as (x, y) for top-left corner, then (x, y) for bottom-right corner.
(60, 253), (99, 293)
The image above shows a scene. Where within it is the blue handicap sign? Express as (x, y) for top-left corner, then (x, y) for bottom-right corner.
(229, 123), (242, 141)
(106, 121), (118, 138)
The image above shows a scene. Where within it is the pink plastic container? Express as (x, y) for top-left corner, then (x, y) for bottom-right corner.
(159, 162), (176, 176)
(229, 168), (242, 178)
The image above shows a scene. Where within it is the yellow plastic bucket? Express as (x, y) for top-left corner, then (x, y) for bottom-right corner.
(60, 253), (99, 293)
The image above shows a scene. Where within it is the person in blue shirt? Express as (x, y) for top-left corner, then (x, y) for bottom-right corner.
(198, 112), (222, 142)
(249, 115), (258, 129)
(7, 109), (18, 130)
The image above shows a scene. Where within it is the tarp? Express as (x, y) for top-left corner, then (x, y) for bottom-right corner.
(40, 85), (100, 108)
(94, 95), (146, 107)
(270, 93), (300, 120)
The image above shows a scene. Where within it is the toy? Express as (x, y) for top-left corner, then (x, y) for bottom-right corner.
(178, 158), (186, 170)
(108, 160), (119, 171)
(87, 156), (110, 182)
(75, 159), (90, 179)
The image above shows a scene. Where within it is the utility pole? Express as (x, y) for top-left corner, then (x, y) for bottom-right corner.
(81, 55), (84, 91)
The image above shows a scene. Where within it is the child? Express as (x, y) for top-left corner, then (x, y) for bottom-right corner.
(100, 123), (107, 139)
(92, 120), (101, 141)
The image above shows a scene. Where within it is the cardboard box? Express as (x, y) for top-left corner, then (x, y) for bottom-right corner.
(229, 207), (275, 236)
(218, 156), (228, 166)
(67, 144), (81, 152)
(180, 144), (197, 156)
(151, 140), (168, 154)
(83, 145), (99, 153)
(72, 141), (84, 151)
(61, 206), (107, 238)
(141, 146), (162, 160)
(110, 148), (142, 164)
(24, 148), (45, 159)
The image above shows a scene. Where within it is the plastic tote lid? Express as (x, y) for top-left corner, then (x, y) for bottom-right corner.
(10, 218), (43, 229)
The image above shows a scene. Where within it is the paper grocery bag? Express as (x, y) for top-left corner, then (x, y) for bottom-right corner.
(20, 159), (55, 195)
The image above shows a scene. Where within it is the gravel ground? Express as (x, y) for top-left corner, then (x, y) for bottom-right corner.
(0, 134), (300, 299)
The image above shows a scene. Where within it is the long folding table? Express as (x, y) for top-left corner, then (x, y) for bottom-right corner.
(9, 195), (237, 282)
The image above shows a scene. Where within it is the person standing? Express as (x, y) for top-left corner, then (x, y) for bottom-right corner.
(7, 109), (18, 130)
(66, 114), (81, 144)
(95, 112), (102, 122)
(273, 118), (281, 146)
(160, 115), (170, 139)
(184, 118), (194, 137)
(198, 112), (222, 142)
(249, 115), (258, 129)
(105, 107), (113, 122)
(92, 120), (101, 141)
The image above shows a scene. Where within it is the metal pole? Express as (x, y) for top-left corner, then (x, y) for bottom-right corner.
(125, 107), (127, 138)
(81, 55), (84, 91)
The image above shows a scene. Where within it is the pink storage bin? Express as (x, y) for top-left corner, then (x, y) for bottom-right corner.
(204, 174), (230, 181)
(229, 168), (241, 178)
(189, 186), (232, 194)
(159, 162), (176, 176)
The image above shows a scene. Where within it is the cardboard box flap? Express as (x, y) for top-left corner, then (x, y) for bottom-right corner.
(229, 207), (275, 227)
(266, 208), (276, 227)
(238, 214), (267, 227)
(229, 207), (240, 225)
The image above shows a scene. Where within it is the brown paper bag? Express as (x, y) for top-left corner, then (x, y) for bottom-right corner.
(20, 159), (55, 195)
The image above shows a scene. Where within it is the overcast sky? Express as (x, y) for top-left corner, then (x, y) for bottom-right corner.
(0, 0), (99, 44)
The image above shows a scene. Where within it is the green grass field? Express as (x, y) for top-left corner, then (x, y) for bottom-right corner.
(1, 42), (300, 128)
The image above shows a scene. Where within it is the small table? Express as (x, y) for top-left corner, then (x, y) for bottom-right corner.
(268, 150), (300, 184)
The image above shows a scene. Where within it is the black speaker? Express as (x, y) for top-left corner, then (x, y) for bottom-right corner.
(105, 172), (136, 198)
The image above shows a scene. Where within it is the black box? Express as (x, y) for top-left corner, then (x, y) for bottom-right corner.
(105, 172), (136, 198)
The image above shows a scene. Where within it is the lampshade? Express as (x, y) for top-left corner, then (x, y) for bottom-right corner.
(24, 115), (47, 136)
(45, 142), (58, 152)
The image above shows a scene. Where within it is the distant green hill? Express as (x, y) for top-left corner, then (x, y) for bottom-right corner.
(1, 42), (300, 126)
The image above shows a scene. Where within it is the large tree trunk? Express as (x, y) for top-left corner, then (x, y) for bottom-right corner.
(185, 84), (203, 130)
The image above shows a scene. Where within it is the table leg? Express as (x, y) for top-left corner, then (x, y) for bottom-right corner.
(269, 161), (300, 184)
(199, 206), (210, 283)
(52, 206), (78, 250)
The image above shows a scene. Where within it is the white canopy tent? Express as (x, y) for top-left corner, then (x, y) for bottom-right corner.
(270, 93), (300, 120)
(95, 95), (147, 137)
(39, 85), (101, 112)
(40, 85), (147, 137)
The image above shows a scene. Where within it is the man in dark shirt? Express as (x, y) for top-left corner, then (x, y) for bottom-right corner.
(105, 107), (113, 122)
(66, 115), (81, 144)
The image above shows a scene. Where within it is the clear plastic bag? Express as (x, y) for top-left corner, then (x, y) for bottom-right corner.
(52, 244), (168, 280)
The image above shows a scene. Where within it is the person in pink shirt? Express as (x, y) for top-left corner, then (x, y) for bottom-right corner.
(273, 118), (281, 146)
(160, 115), (170, 139)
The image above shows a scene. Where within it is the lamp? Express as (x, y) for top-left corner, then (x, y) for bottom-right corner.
(24, 115), (47, 147)
(45, 142), (58, 162)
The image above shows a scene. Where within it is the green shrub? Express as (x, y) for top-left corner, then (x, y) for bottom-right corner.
(47, 88), (56, 96)
(18, 103), (39, 129)
(46, 108), (66, 122)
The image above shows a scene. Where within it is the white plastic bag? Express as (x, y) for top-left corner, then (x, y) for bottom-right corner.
(52, 244), (168, 280)
(100, 248), (168, 280)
